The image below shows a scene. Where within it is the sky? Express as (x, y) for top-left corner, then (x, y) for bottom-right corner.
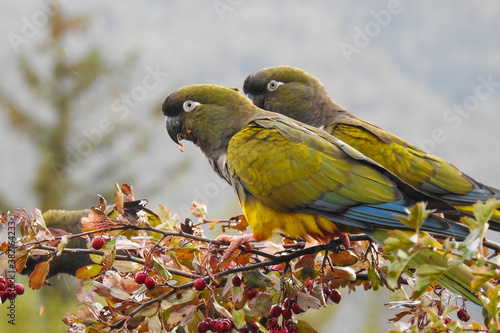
(1, 1), (499, 331)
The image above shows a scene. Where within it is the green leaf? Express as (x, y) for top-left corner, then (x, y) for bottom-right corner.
(296, 319), (319, 333)
(153, 255), (172, 280)
(242, 270), (272, 289)
(473, 198), (500, 225)
(398, 202), (432, 232)
(412, 264), (446, 299)
(75, 264), (102, 279)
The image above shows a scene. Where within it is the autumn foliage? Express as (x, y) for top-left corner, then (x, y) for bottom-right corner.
(1, 184), (500, 332)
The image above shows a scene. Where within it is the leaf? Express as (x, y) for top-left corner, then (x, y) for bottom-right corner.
(56, 235), (70, 256)
(329, 249), (359, 266)
(76, 264), (103, 279)
(29, 261), (50, 289)
(75, 278), (95, 303)
(153, 255), (172, 280)
(473, 198), (500, 225)
(189, 201), (207, 219)
(398, 202), (432, 232)
(232, 308), (246, 329)
(248, 292), (273, 317)
(242, 270), (272, 289)
(296, 319), (319, 333)
(413, 264), (446, 299)
(114, 183), (125, 215)
(101, 237), (116, 271)
(296, 291), (321, 310)
(167, 289), (198, 305)
(471, 266), (498, 290)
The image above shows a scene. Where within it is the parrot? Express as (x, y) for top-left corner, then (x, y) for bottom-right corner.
(243, 65), (500, 230)
(163, 84), (490, 305)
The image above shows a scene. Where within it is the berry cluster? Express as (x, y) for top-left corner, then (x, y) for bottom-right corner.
(266, 297), (301, 333)
(197, 318), (234, 333)
(323, 286), (341, 304)
(0, 277), (24, 303)
(135, 272), (156, 290)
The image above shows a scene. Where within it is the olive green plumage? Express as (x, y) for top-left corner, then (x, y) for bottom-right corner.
(243, 65), (500, 229)
(163, 84), (488, 304)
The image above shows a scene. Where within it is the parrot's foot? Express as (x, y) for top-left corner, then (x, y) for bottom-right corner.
(215, 234), (255, 260)
(332, 231), (351, 249)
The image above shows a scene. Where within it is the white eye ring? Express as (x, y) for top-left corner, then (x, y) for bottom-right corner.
(267, 80), (283, 92)
(183, 100), (200, 112)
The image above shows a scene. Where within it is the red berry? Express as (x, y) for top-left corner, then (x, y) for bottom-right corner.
(270, 304), (282, 317)
(209, 320), (218, 332)
(248, 321), (259, 332)
(14, 284), (24, 296)
(194, 278), (206, 291)
(291, 302), (304, 314)
(219, 319), (231, 332)
(0, 291), (6, 303)
(287, 323), (298, 333)
(232, 275), (242, 287)
(91, 237), (104, 250)
(246, 288), (257, 300)
(283, 297), (293, 310)
(135, 272), (148, 284)
(278, 328), (289, 333)
(444, 317), (452, 324)
(197, 321), (209, 333)
(305, 279), (313, 290)
(282, 309), (293, 320)
(0, 283), (5, 291)
(6, 290), (16, 300)
(457, 308), (470, 322)
(0, 277), (4, 284)
(330, 289), (341, 304)
(144, 277), (155, 290)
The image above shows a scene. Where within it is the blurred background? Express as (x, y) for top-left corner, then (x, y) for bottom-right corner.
(1, 1), (499, 332)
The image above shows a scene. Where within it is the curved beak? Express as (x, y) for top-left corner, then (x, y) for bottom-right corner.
(166, 116), (182, 144)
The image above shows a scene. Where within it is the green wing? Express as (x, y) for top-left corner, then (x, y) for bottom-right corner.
(328, 120), (474, 195)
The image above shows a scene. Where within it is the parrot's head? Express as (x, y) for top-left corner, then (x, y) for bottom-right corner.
(243, 66), (338, 128)
(162, 84), (257, 157)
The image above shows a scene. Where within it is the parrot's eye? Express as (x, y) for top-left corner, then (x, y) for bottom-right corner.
(267, 80), (282, 92)
(183, 100), (200, 112)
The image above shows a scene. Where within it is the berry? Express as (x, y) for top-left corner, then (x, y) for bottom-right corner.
(330, 289), (341, 304)
(219, 319), (231, 332)
(246, 288), (257, 300)
(282, 308), (293, 320)
(144, 277), (155, 290)
(457, 308), (470, 322)
(444, 317), (452, 324)
(305, 279), (313, 290)
(270, 304), (282, 317)
(0, 291), (7, 303)
(14, 284), (24, 296)
(286, 323), (298, 333)
(291, 302), (304, 314)
(91, 237), (104, 250)
(232, 275), (242, 287)
(0, 283), (5, 291)
(135, 272), (148, 284)
(197, 321), (209, 333)
(6, 290), (16, 300)
(194, 278), (206, 291)
(283, 297), (293, 310)
(247, 321), (259, 332)
(0, 277), (4, 284)
(209, 320), (218, 332)
(278, 328), (289, 333)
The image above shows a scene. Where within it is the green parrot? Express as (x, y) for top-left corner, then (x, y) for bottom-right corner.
(243, 65), (500, 230)
(163, 84), (489, 305)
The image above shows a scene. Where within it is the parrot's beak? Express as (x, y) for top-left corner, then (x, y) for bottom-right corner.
(246, 93), (264, 109)
(166, 116), (181, 144)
